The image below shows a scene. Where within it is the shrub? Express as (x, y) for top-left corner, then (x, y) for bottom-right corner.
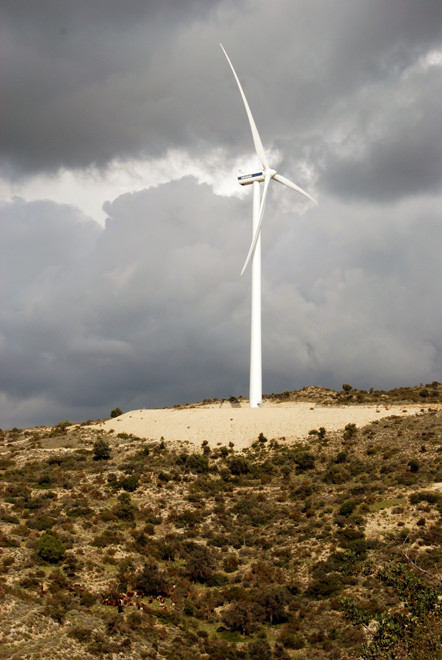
(279, 631), (305, 650)
(69, 626), (93, 643)
(56, 420), (71, 432)
(93, 438), (111, 461)
(37, 472), (55, 488)
(223, 554), (239, 573)
(37, 533), (66, 564)
(185, 543), (216, 582)
(323, 465), (351, 484)
(228, 456), (251, 475)
(175, 509), (203, 528)
(158, 541), (176, 561)
(91, 528), (122, 548)
(255, 585), (290, 623)
(115, 492), (135, 521)
(221, 600), (258, 635)
(110, 407), (123, 418)
(121, 475), (139, 492)
(342, 384), (353, 392)
(408, 459), (420, 473)
(409, 491), (440, 506)
(186, 453), (209, 473)
(339, 500), (358, 517)
(27, 513), (56, 531)
(247, 638), (272, 658)
(306, 572), (344, 599)
(335, 451), (348, 463)
(294, 452), (315, 472)
(343, 423), (357, 440)
(134, 561), (169, 596)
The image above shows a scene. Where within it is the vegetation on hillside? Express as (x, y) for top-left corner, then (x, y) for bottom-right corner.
(0, 395), (440, 658)
(196, 382), (442, 408)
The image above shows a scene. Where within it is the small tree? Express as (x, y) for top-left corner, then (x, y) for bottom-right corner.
(222, 601), (258, 635)
(115, 492), (135, 521)
(185, 544), (216, 582)
(121, 474), (139, 492)
(134, 561), (169, 596)
(93, 438), (111, 461)
(37, 533), (66, 564)
(343, 423), (357, 440)
(294, 452), (315, 472)
(228, 456), (251, 475)
(110, 407), (123, 418)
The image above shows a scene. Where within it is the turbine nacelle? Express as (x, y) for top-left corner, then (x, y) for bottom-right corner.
(238, 168), (276, 186)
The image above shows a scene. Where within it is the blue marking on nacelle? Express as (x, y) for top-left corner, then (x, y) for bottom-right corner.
(238, 172), (263, 180)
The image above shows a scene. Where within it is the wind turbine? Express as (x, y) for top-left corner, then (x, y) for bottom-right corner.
(220, 44), (317, 408)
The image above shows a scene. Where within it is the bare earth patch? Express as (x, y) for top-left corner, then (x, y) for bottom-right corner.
(94, 402), (433, 448)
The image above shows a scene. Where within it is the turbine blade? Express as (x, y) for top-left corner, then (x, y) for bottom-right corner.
(273, 173), (318, 205)
(220, 44), (269, 170)
(241, 175), (271, 275)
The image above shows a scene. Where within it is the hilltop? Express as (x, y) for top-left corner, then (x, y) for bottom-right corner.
(0, 385), (440, 658)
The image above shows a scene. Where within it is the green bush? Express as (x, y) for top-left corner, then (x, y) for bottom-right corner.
(69, 626), (93, 643)
(247, 638), (272, 658)
(255, 585), (290, 624)
(339, 500), (358, 516)
(56, 420), (71, 432)
(221, 600), (258, 635)
(185, 543), (216, 582)
(27, 513), (57, 531)
(186, 453), (209, 473)
(409, 491), (440, 506)
(335, 451), (348, 463)
(134, 561), (169, 596)
(121, 475), (139, 492)
(93, 438), (111, 461)
(294, 452), (315, 472)
(343, 423), (357, 440)
(306, 572), (344, 599)
(115, 492), (135, 521)
(323, 465), (351, 484)
(228, 456), (251, 475)
(37, 533), (66, 563)
(408, 459), (420, 473)
(110, 407), (123, 418)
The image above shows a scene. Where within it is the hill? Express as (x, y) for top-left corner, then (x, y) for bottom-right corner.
(0, 386), (441, 658)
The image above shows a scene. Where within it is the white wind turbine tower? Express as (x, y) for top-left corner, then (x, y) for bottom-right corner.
(221, 44), (317, 408)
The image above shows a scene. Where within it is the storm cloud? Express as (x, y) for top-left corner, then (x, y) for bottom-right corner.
(1, 0), (441, 427)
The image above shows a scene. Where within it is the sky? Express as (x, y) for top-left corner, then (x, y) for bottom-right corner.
(1, 0), (442, 428)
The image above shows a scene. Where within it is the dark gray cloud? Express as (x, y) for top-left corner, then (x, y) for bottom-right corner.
(1, 180), (250, 426)
(1, 0), (226, 173)
(2, 0), (442, 203)
(318, 52), (442, 200)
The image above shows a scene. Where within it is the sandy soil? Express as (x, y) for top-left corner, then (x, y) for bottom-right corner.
(94, 402), (428, 449)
